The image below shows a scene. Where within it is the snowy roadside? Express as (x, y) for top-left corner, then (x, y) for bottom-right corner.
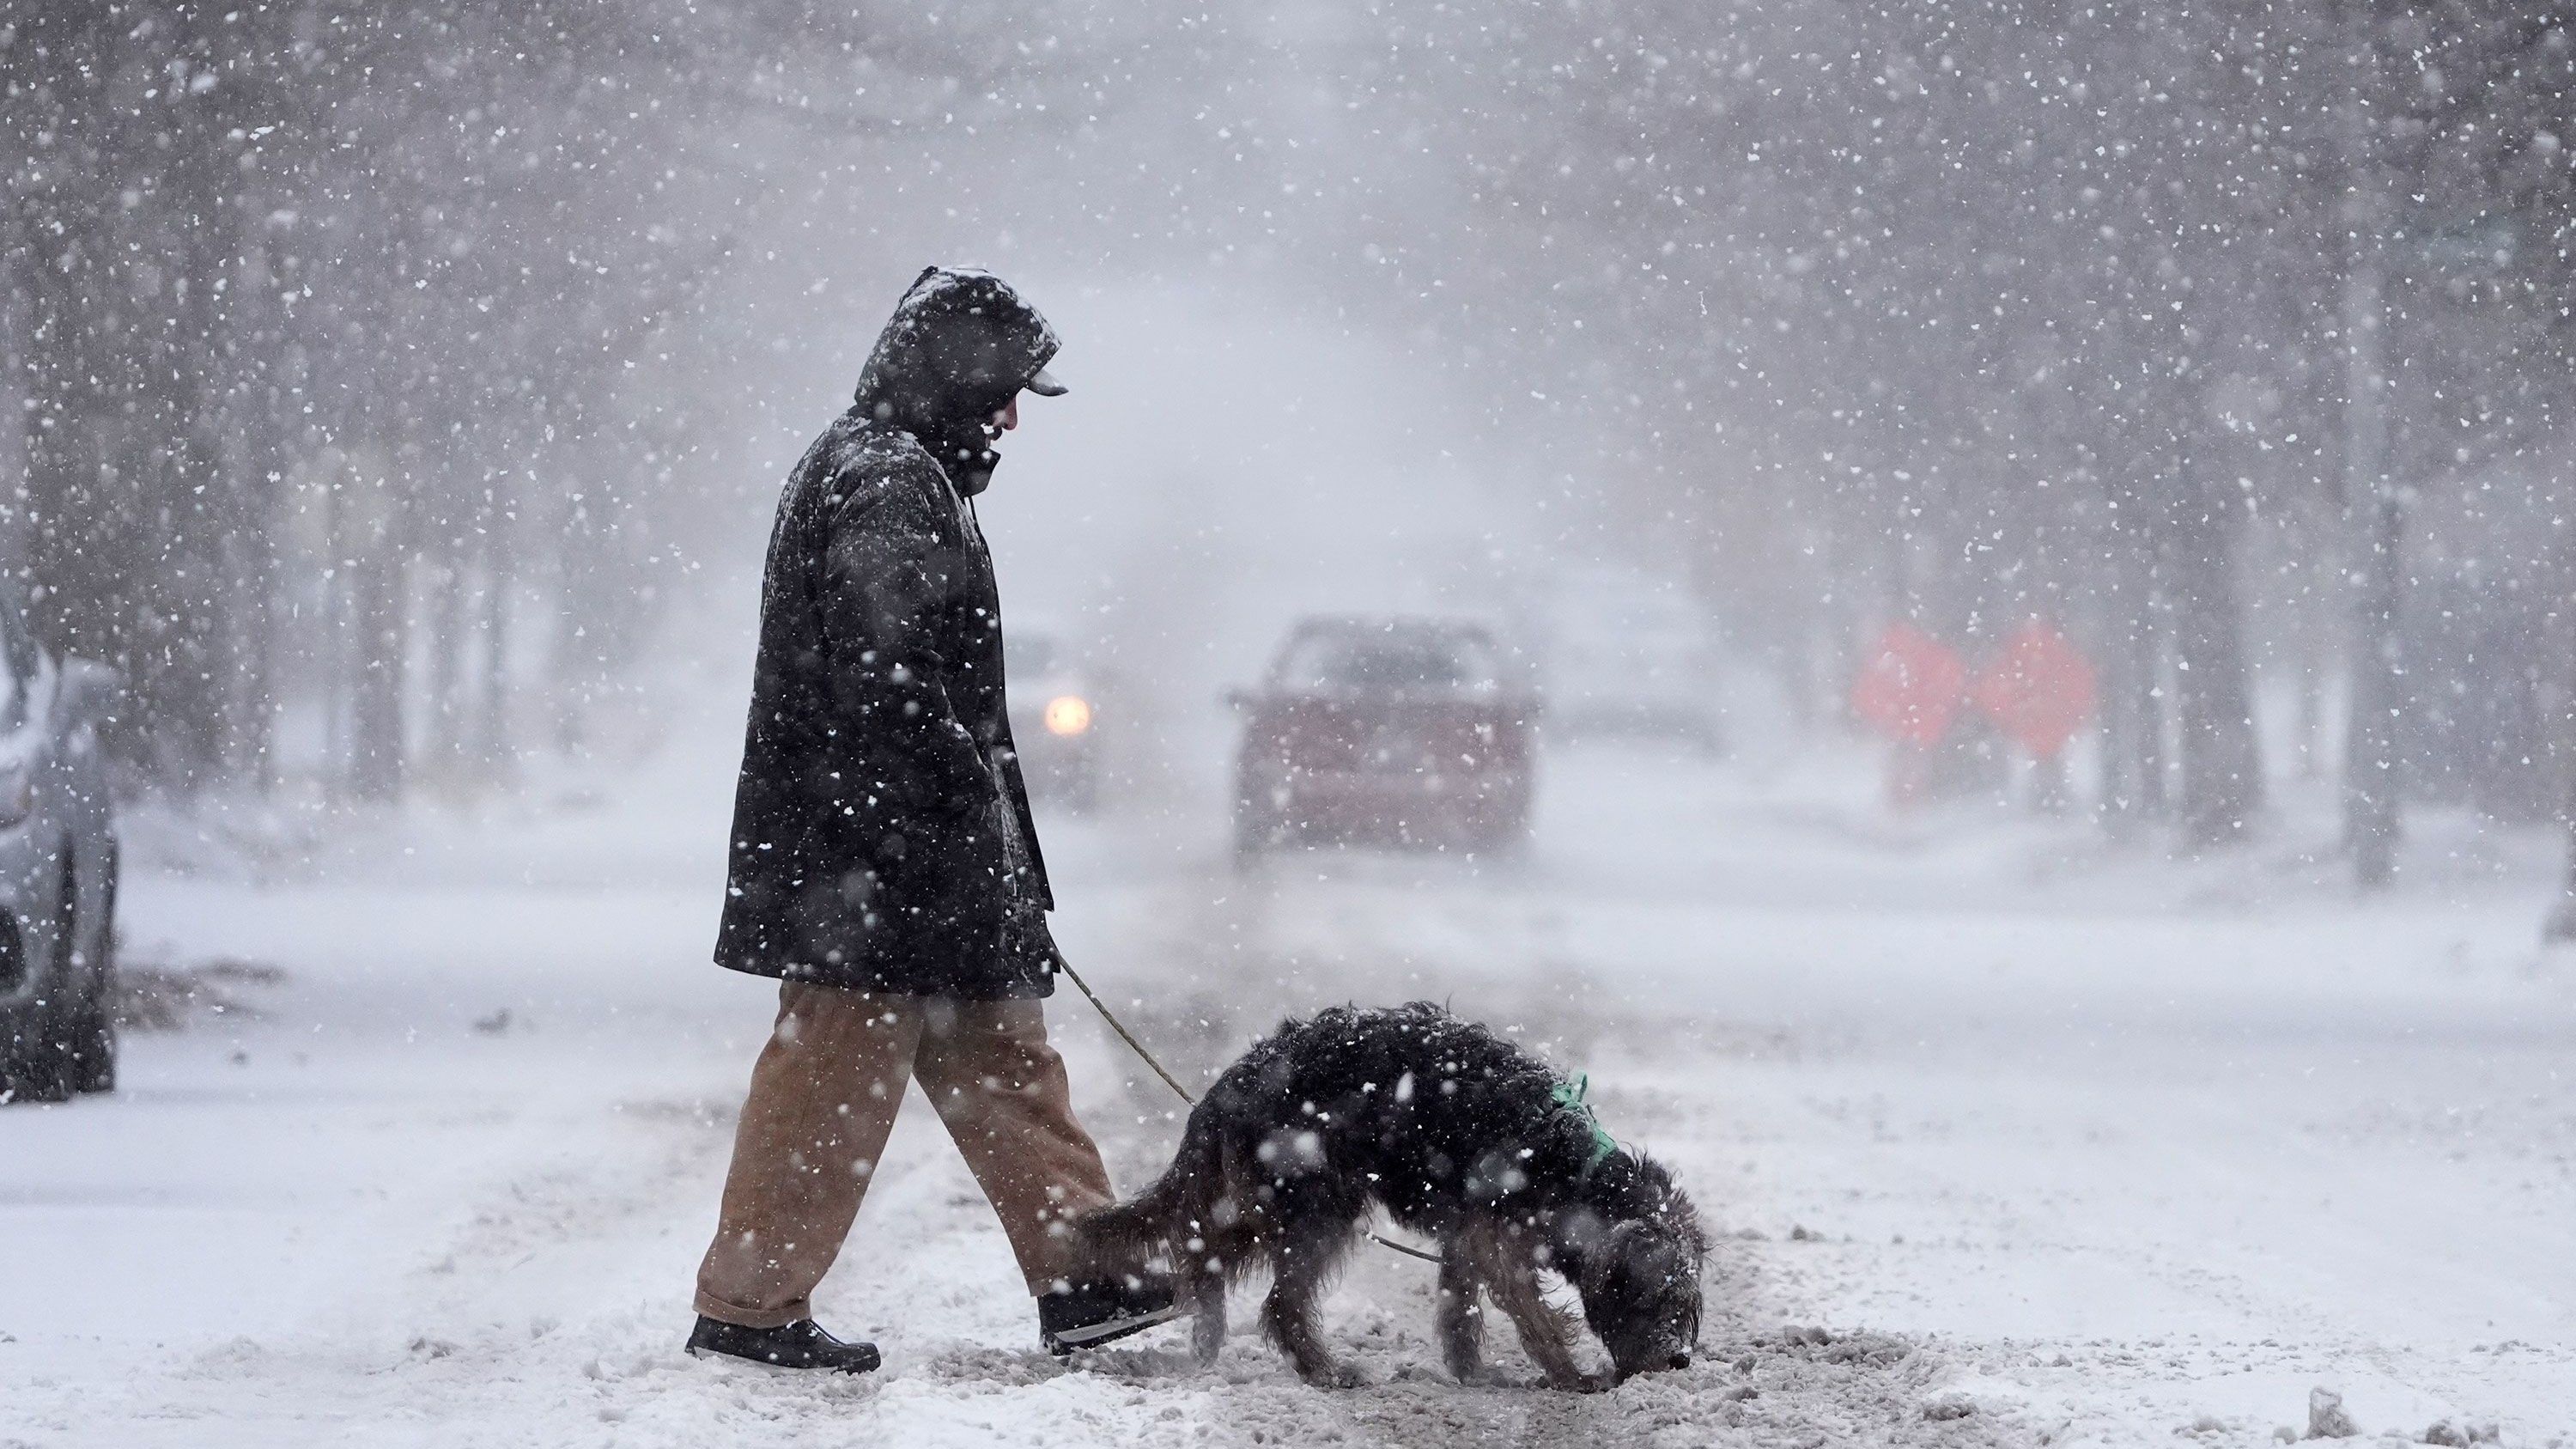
(3, 725), (2571, 1447)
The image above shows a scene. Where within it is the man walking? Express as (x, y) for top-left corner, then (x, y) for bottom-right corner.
(688, 267), (1176, 1373)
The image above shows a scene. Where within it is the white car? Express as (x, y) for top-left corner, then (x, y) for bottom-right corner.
(1538, 569), (1728, 753)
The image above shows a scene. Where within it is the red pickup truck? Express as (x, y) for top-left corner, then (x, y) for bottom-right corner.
(1230, 616), (1537, 865)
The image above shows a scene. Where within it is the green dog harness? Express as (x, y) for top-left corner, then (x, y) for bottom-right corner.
(1551, 1072), (1619, 1173)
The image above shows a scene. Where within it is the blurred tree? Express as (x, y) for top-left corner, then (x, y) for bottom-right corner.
(0, 0), (1015, 803)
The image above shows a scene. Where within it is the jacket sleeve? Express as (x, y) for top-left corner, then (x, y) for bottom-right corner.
(819, 463), (995, 817)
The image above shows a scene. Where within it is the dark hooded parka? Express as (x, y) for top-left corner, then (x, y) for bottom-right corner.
(716, 266), (1064, 998)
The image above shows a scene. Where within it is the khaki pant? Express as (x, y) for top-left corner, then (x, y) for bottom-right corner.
(694, 982), (1115, 1329)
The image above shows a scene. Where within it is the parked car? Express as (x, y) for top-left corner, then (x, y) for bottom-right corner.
(1538, 565), (1728, 753)
(0, 593), (120, 1104)
(1005, 627), (1103, 813)
(1230, 616), (1536, 863)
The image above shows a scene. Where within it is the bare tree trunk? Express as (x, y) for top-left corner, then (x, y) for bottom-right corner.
(2170, 470), (2265, 849)
(2294, 523), (2331, 782)
(550, 488), (605, 756)
(230, 233), (292, 794)
(2340, 14), (2402, 891)
(2098, 514), (2164, 836)
(427, 557), (467, 783)
(2136, 593), (2170, 822)
(319, 472), (349, 798)
(154, 145), (234, 790)
(2097, 525), (2136, 831)
(2549, 587), (2576, 941)
(0, 235), (26, 578)
(2102, 521), (2143, 835)
(2546, 546), (2576, 942)
(1775, 542), (1821, 735)
(348, 549), (408, 804)
(2341, 254), (2402, 889)
(2549, 774), (2576, 944)
(477, 521), (513, 777)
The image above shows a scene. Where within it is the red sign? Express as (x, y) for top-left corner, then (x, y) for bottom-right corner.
(1969, 619), (2095, 757)
(1850, 622), (1967, 746)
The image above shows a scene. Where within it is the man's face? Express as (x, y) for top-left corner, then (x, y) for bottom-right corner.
(984, 393), (1020, 439)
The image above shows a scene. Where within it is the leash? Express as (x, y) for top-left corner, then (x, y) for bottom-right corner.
(1060, 956), (1199, 1104)
(1059, 959), (1444, 1265)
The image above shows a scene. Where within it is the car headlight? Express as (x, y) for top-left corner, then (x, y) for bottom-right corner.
(1042, 695), (1093, 737)
(0, 764), (29, 827)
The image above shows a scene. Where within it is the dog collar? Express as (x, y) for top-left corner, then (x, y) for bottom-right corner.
(1550, 1073), (1619, 1175)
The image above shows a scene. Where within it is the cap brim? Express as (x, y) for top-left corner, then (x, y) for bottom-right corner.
(1023, 364), (1069, 397)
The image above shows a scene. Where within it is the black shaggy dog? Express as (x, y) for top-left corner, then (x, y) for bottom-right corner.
(1077, 1002), (1705, 1390)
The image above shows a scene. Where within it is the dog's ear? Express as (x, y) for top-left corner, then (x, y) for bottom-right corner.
(1595, 1215), (1705, 1296)
(1576, 1219), (1649, 1298)
(1630, 1227), (1694, 1288)
(1630, 1154), (1710, 1260)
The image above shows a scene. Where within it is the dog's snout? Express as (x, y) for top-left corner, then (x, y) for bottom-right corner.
(1668, 1353), (1691, 1371)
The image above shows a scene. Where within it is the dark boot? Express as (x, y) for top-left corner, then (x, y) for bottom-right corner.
(685, 1316), (880, 1373)
(1039, 1277), (1184, 1356)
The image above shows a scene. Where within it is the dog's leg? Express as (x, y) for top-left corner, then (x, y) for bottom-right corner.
(1260, 1221), (1359, 1388)
(1183, 1248), (1229, 1366)
(1437, 1240), (1490, 1385)
(1482, 1233), (1597, 1391)
(1188, 1154), (1267, 1367)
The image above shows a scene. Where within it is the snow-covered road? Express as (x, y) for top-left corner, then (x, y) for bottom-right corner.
(4, 728), (2571, 1447)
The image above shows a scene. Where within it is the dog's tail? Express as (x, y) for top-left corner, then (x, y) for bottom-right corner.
(1073, 1101), (1226, 1275)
